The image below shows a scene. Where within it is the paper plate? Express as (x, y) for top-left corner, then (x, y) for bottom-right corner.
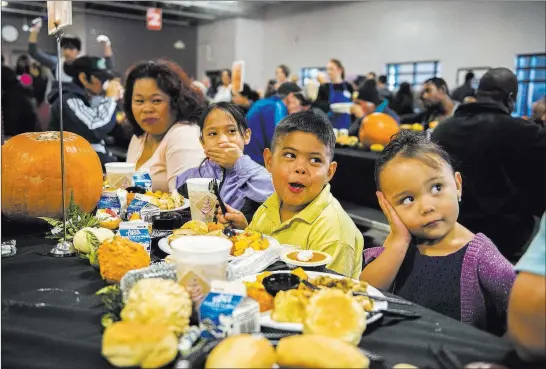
(159, 198), (190, 213)
(238, 271), (388, 331)
(158, 230), (280, 261)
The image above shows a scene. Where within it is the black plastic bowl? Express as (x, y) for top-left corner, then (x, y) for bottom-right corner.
(125, 186), (147, 194)
(151, 212), (183, 230)
(262, 273), (301, 297)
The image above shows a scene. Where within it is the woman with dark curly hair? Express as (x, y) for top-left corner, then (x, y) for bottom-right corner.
(125, 59), (206, 192)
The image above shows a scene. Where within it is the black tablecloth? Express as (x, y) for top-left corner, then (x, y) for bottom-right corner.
(1, 235), (532, 369)
(331, 148), (381, 210)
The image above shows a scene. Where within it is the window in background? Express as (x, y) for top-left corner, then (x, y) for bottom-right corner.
(515, 53), (546, 117)
(386, 61), (441, 90)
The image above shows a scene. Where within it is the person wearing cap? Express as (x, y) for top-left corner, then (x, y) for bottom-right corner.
(244, 82), (308, 165)
(314, 59), (354, 129)
(28, 19), (114, 83)
(348, 79), (400, 136)
(432, 67), (546, 261)
(47, 56), (122, 168)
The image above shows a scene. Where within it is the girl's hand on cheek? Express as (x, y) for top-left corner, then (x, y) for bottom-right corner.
(206, 143), (243, 169)
(377, 191), (412, 252)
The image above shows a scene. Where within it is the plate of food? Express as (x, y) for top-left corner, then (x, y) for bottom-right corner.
(157, 220), (279, 260)
(159, 198), (189, 212)
(128, 189), (188, 212)
(330, 102), (354, 114)
(239, 270), (387, 331)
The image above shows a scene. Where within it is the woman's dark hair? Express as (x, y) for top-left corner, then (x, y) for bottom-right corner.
(329, 58), (345, 80)
(357, 79), (381, 106)
(277, 64), (290, 78)
(15, 55), (30, 75)
(124, 59), (206, 137)
(198, 101), (248, 136)
(393, 82), (414, 115)
(374, 130), (454, 190)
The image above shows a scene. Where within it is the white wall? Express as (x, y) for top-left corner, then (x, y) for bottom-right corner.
(261, 1), (546, 88)
(197, 18), (237, 79)
(234, 18), (264, 89)
(197, 17), (265, 88)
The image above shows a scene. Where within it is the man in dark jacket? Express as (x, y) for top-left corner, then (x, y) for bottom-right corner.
(432, 68), (546, 261)
(244, 82), (308, 165)
(452, 71), (476, 103)
(48, 56), (122, 168)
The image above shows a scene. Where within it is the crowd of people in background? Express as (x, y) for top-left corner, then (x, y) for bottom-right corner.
(1, 19), (546, 361)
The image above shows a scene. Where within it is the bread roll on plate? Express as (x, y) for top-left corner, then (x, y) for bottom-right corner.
(205, 334), (276, 368)
(277, 335), (370, 368)
(102, 321), (178, 369)
(304, 289), (367, 345)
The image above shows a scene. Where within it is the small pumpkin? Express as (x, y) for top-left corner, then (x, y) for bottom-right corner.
(358, 113), (400, 147)
(98, 236), (151, 283)
(1, 132), (103, 222)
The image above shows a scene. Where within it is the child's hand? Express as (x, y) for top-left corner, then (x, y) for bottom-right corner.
(206, 143), (243, 169)
(216, 203), (248, 230)
(377, 192), (412, 251)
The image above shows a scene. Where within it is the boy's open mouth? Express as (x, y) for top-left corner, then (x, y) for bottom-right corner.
(288, 182), (305, 193)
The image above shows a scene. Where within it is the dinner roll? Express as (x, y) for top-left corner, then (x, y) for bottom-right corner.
(102, 321), (178, 369)
(303, 289), (367, 345)
(205, 334), (276, 368)
(277, 335), (370, 368)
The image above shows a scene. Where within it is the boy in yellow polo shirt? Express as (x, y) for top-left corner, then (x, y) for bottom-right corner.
(218, 111), (363, 278)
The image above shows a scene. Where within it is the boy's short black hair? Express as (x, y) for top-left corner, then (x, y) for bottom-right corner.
(60, 36), (82, 51)
(374, 130), (454, 190)
(378, 75), (388, 84)
(271, 111), (336, 160)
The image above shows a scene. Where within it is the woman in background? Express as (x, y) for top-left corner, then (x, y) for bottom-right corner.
(314, 59), (354, 129)
(393, 82), (415, 116)
(125, 59), (206, 192)
(213, 69), (232, 103)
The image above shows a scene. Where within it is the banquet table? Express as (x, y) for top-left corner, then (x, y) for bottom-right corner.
(1, 233), (534, 369)
(331, 147), (381, 210)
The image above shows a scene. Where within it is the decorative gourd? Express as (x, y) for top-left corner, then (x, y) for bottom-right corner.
(358, 113), (400, 147)
(98, 236), (151, 283)
(1, 132), (103, 222)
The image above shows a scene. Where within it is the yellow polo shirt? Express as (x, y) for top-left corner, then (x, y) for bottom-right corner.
(249, 184), (364, 279)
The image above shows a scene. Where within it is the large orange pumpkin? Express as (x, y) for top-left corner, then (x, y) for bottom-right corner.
(359, 113), (400, 147)
(2, 132), (103, 221)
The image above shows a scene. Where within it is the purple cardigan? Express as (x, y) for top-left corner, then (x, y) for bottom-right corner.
(364, 233), (516, 332)
(175, 155), (274, 210)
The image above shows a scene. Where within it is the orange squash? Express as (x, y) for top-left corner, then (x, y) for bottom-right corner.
(1, 132), (103, 221)
(359, 113), (400, 147)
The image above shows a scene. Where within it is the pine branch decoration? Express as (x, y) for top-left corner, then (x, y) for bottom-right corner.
(39, 190), (99, 241)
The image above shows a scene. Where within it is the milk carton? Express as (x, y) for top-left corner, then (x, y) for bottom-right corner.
(199, 283), (260, 339)
(118, 221), (151, 254)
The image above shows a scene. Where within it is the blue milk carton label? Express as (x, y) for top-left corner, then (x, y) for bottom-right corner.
(97, 189), (122, 216)
(118, 221), (151, 253)
(199, 292), (260, 339)
(199, 292), (243, 339)
(127, 194), (160, 223)
(133, 171), (153, 192)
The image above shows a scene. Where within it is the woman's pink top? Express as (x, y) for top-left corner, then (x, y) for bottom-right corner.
(126, 122), (205, 192)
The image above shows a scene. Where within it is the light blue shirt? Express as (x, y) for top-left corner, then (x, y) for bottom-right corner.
(515, 213), (546, 276)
